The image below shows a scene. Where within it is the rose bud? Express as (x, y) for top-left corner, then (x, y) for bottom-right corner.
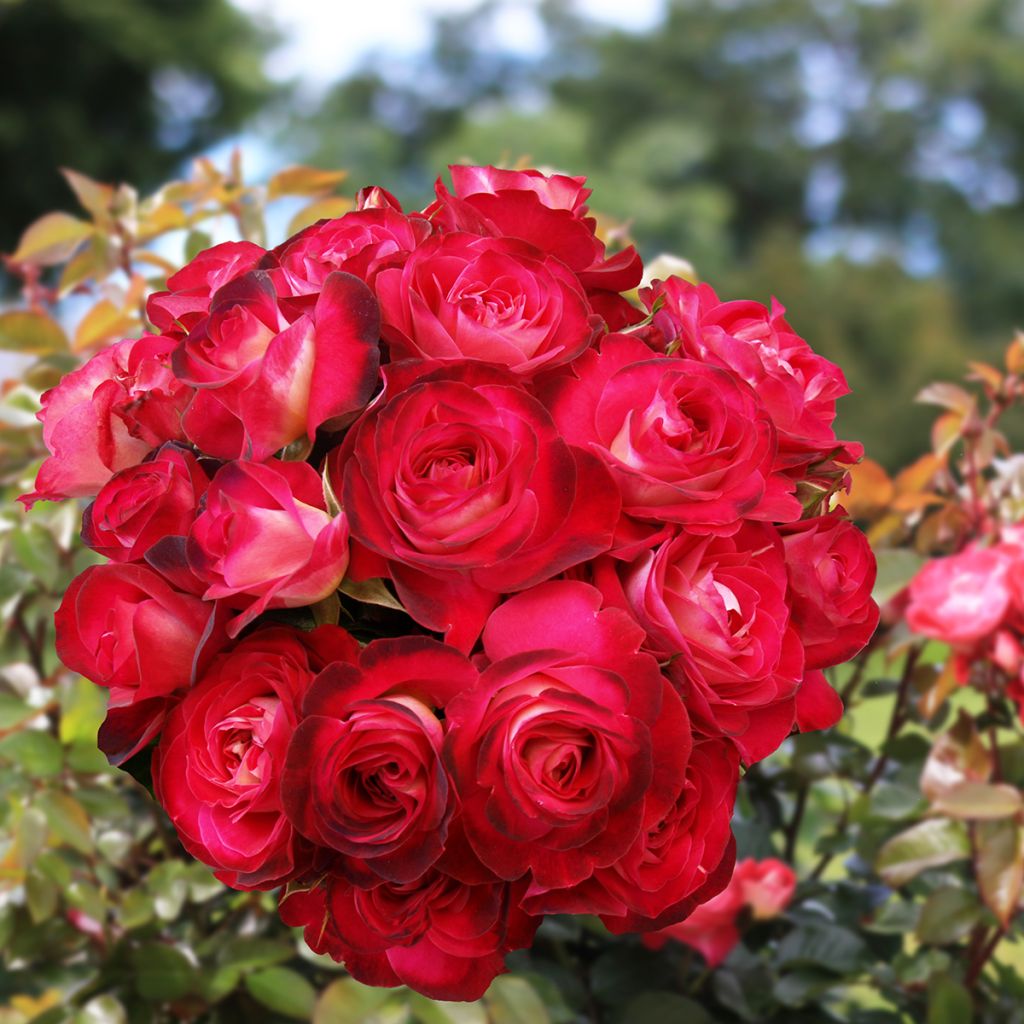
(54, 563), (226, 763)
(82, 444), (210, 563)
(282, 638), (477, 884)
(20, 334), (191, 507)
(152, 625), (359, 889)
(337, 361), (619, 650)
(172, 268), (381, 460)
(444, 581), (666, 897)
(187, 459), (350, 637)
(375, 232), (602, 377)
(594, 524), (804, 763)
(541, 334), (801, 542)
(780, 512), (879, 669)
(279, 867), (539, 1002)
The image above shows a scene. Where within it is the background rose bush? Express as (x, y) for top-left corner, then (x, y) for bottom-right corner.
(0, 158), (1022, 1024)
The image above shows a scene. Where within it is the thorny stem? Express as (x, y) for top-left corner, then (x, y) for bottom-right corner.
(784, 783), (808, 864)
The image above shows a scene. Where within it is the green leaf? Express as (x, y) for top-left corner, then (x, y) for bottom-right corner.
(408, 993), (487, 1024)
(9, 522), (61, 588)
(75, 996), (126, 1024)
(0, 729), (63, 776)
(245, 967), (317, 1020)
(0, 692), (35, 730)
(61, 169), (115, 221)
(872, 548), (925, 606)
(916, 887), (981, 945)
(0, 310), (70, 354)
(313, 977), (409, 1024)
(38, 791), (94, 854)
(772, 969), (838, 1008)
(131, 943), (198, 1001)
(619, 992), (713, 1023)
(932, 781), (1023, 820)
(485, 976), (552, 1024)
(184, 229), (213, 262)
(11, 211), (95, 265)
(876, 818), (971, 886)
(217, 936), (295, 971)
(59, 677), (107, 745)
(25, 870), (59, 922)
(776, 921), (871, 974)
(927, 976), (972, 1024)
(976, 819), (1024, 926)
(340, 577), (406, 611)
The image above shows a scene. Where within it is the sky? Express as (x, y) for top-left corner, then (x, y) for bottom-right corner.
(231, 0), (665, 90)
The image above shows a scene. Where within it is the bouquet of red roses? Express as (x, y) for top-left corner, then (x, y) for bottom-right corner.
(22, 166), (878, 1001)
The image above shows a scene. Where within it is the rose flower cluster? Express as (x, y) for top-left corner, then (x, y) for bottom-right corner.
(23, 166), (878, 1000)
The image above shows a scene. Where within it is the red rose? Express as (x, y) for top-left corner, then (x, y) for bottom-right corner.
(20, 334), (190, 507)
(644, 277), (861, 471)
(273, 207), (432, 294)
(907, 545), (1013, 647)
(375, 233), (601, 376)
(172, 269), (380, 460)
(147, 240), (268, 338)
(337, 362), (619, 650)
(443, 582), (668, 897)
(152, 625), (358, 889)
(282, 638), (476, 883)
(54, 563), (226, 763)
(595, 524), (804, 763)
(542, 334), (801, 541)
(279, 867), (539, 1001)
(781, 513), (879, 669)
(187, 459), (350, 637)
(426, 164), (643, 292)
(82, 443), (210, 563)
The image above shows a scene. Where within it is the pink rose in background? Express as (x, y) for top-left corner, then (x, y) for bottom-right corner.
(907, 545), (1014, 647)
(187, 459), (350, 636)
(20, 334), (191, 507)
(153, 625), (358, 890)
(54, 562), (226, 763)
(376, 232), (601, 376)
(173, 269), (381, 460)
(82, 443), (210, 563)
(643, 857), (797, 966)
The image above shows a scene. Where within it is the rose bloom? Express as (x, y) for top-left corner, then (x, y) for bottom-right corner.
(594, 524), (804, 763)
(781, 512), (879, 670)
(337, 361), (619, 650)
(82, 443), (210, 563)
(147, 240), (268, 338)
(375, 232), (601, 377)
(20, 334), (190, 507)
(152, 625), (359, 890)
(643, 277), (861, 472)
(273, 206), (432, 295)
(541, 334), (801, 542)
(172, 268), (381, 460)
(907, 545), (1014, 647)
(279, 867), (539, 1002)
(444, 582), (672, 900)
(425, 164), (643, 293)
(643, 857), (797, 966)
(283, 638), (477, 884)
(54, 563), (226, 763)
(187, 459), (350, 637)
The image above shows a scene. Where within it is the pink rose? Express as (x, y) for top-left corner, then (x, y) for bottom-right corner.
(153, 626), (358, 889)
(375, 232), (601, 376)
(172, 269), (380, 460)
(54, 563), (226, 763)
(187, 459), (350, 636)
(82, 443), (210, 563)
(907, 545), (1013, 647)
(542, 334), (801, 541)
(781, 513), (879, 669)
(336, 361), (619, 650)
(20, 334), (190, 507)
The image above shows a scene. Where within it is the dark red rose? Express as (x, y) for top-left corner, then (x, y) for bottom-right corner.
(82, 443), (210, 563)
(54, 563), (226, 763)
(279, 867), (539, 1001)
(152, 625), (358, 889)
(780, 512), (879, 669)
(336, 361), (619, 650)
(375, 232), (601, 376)
(443, 582), (669, 898)
(282, 638), (476, 883)
(172, 269), (380, 460)
(541, 334), (801, 541)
